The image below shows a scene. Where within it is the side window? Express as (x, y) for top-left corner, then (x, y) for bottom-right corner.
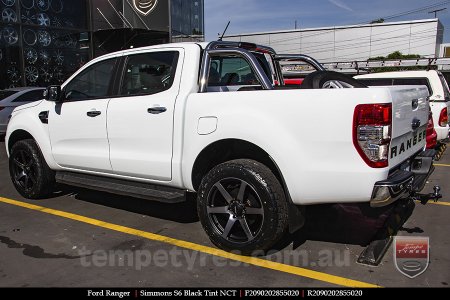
(64, 58), (118, 101)
(13, 90), (45, 102)
(209, 56), (260, 87)
(393, 78), (432, 95)
(120, 51), (179, 97)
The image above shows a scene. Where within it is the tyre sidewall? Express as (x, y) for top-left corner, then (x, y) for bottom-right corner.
(197, 160), (287, 255)
(9, 139), (53, 199)
(302, 71), (367, 89)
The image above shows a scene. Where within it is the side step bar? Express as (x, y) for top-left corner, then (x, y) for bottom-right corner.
(55, 172), (186, 204)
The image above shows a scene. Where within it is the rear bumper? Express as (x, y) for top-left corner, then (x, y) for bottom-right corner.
(370, 150), (435, 207)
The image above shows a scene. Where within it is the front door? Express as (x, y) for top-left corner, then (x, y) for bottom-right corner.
(49, 57), (119, 173)
(107, 49), (182, 181)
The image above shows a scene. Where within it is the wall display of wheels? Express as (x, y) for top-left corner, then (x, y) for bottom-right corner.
(36, 12), (50, 26)
(21, 0), (34, 10)
(23, 28), (37, 46)
(2, 26), (18, 45)
(24, 47), (37, 64)
(1, 0), (16, 8)
(40, 66), (52, 82)
(2, 7), (17, 23)
(39, 49), (50, 64)
(36, 0), (50, 11)
(25, 65), (38, 83)
(7, 65), (20, 83)
(37, 30), (51, 46)
(0, 0), (88, 88)
(21, 10), (35, 24)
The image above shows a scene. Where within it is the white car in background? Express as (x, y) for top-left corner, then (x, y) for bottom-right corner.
(0, 87), (45, 136)
(355, 70), (450, 141)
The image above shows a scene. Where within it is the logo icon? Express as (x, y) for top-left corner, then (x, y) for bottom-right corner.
(132, 0), (158, 16)
(394, 236), (429, 278)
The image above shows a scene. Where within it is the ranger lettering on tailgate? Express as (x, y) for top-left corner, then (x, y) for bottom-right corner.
(390, 129), (427, 159)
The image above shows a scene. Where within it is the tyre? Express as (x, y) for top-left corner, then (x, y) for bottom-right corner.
(9, 139), (55, 199)
(301, 71), (367, 89)
(197, 159), (288, 255)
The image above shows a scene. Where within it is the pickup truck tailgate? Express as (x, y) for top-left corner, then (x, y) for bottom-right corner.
(388, 86), (430, 168)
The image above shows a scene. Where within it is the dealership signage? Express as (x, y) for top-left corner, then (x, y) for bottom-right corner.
(132, 0), (159, 16)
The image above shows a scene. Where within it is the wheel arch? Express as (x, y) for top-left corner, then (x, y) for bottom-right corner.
(8, 129), (35, 153)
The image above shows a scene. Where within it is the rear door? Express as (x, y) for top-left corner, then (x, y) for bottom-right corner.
(107, 49), (183, 181)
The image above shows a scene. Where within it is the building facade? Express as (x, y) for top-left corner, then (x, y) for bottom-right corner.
(0, 0), (204, 89)
(224, 19), (444, 63)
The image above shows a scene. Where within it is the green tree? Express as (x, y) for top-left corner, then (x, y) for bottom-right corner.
(368, 51), (435, 72)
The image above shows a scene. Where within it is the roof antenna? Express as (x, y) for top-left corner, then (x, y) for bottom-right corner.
(218, 21), (231, 41)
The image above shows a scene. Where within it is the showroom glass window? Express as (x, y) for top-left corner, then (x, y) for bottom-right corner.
(120, 51), (179, 96)
(64, 58), (117, 101)
(0, 0), (89, 89)
(171, 0), (204, 39)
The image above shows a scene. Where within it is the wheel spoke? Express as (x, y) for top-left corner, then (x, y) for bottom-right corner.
(28, 174), (36, 184)
(207, 206), (229, 214)
(222, 216), (237, 238)
(25, 158), (35, 168)
(239, 218), (254, 240)
(236, 181), (247, 202)
(13, 158), (25, 170)
(245, 207), (264, 215)
(20, 151), (27, 164)
(24, 175), (29, 189)
(215, 182), (233, 203)
(15, 172), (26, 182)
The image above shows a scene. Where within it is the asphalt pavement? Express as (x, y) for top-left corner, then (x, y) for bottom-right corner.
(0, 139), (449, 287)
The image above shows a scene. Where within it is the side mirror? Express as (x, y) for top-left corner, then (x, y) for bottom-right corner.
(44, 85), (63, 102)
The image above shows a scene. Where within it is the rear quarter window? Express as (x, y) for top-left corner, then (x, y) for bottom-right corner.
(392, 78), (432, 95)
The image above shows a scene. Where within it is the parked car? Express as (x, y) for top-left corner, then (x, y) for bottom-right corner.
(5, 41), (436, 254)
(0, 87), (45, 135)
(426, 109), (438, 149)
(355, 70), (450, 141)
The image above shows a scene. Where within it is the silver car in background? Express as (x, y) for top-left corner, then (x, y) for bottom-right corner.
(0, 87), (45, 136)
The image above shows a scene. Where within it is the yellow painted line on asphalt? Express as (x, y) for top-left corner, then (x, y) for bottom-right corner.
(435, 164), (450, 167)
(418, 200), (450, 207)
(0, 196), (378, 288)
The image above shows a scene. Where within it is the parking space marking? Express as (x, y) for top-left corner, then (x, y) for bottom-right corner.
(0, 196), (378, 288)
(434, 164), (450, 167)
(422, 201), (450, 207)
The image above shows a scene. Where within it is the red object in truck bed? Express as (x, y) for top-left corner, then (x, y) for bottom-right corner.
(284, 78), (304, 85)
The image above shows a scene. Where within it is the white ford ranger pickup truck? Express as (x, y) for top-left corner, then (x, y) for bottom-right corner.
(5, 41), (440, 254)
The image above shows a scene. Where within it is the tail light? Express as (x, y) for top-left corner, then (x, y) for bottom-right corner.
(353, 104), (392, 168)
(439, 107), (448, 127)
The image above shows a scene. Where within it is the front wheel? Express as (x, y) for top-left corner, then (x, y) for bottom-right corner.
(197, 159), (288, 255)
(9, 139), (55, 199)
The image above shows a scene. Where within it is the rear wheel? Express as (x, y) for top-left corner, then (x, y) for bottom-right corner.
(301, 71), (367, 89)
(197, 159), (288, 255)
(9, 139), (55, 199)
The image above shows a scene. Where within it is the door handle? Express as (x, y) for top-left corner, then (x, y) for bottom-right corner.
(148, 107), (167, 114)
(87, 111), (102, 117)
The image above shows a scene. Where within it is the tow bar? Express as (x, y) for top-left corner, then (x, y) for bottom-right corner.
(411, 185), (442, 205)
